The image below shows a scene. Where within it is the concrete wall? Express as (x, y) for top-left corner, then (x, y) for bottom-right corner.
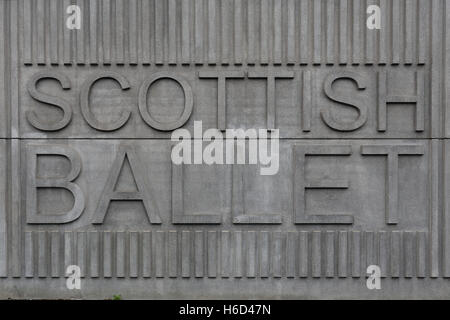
(0, 0), (449, 299)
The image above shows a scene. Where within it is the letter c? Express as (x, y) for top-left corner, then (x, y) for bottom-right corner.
(80, 72), (132, 131)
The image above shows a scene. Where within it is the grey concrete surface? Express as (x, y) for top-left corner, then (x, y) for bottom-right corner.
(0, 0), (449, 299)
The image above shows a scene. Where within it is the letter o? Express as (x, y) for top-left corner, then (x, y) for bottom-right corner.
(138, 73), (193, 131)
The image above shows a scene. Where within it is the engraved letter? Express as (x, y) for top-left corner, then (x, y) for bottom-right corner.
(139, 73), (193, 131)
(26, 145), (85, 224)
(293, 145), (353, 224)
(80, 72), (131, 131)
(27, 71), (73, 131)
(377, 71), (425, 132)
(321, 71), (368, 131)
(361, 144), (425, 225)
(248, 71), (295, 130)
(198, 71), (245, 131)
(92, 145), (161, 224)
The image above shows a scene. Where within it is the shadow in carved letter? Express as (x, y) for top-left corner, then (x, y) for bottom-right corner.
(361, 144), (425, 224)
(80, 72), (132, 131)
(138, 73), (193, 131)
(377, 71), (425, 132)
(26, 145), (85, 224)
(321, 71), (368, 131)
(92, 145), (161, 224)
(26, 71), (73, 131)
(293, 145), (353, 224)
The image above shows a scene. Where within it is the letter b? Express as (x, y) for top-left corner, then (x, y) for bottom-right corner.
(26, 145), (85, 224)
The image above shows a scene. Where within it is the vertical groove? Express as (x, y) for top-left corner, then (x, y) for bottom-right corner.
(207, 231), (217, 278)
(168, 0), (177, 64)
(89, 0), (98, 64)
(89, 231), (99, 278)
(36, 0), (45, 64)
(299, 0), (309, 64)
(339, 0), (348, 64)
(49, 0), (59, 64)
(404, 0), (415, 64)
(64, 231), (74, 277)
(102, 0), (111, 64)
(116, 231), (126, 278)
(220, 231), (230, 277)
(351, 231), (361, 277)
(326, 0), (335, 64)
(168, 231), (178, 277)
(286, 0), (296, 64)
(181, 0), (191, 64)
(259, 231), (269, 278)
(325, 231), (335, 277)
(365, 0), (375, 64)
(25, 231), (34, 278)
(129, 231), (139, 278)
(272, 231), (282, 278)
(141, 0), (151, 64)
(142, 231), (152, 278)
(234, 0), (243, 64)
(154, 0), (164, 64)
(181, 231), (191, 277)
(76, 231), (86, 278)
(23, 0), (33, 64)
(76, 0), (85, 64)
(37, 231), (47, 278)
(222, 0), (232, 64)
(103, 231), (112, 278)
(366, 231), (375, 266)
(298, 231), (308, 277)
(417, 0), (428, 64)
(313, 0), (321, 64)
(391, 0), (401, 64)
(207, 0), (216, 64)
(233, 231), (243, 277)
(194, 230), (203, 277)
(194, 0), (204, 64)
(417, 231), (427, 277)
(0, 1), (6, 277)
(379, 0), (388, 64)
(273, 0), (282, 64)
(378, 231), (389, 277)
(286, 232), (296, 278)
(246, 0), (254, 64)
(9, 0), (20, 276)
(390, 231), (401, 278)
(260, 0), (269, 64)
(154, 231), (165, 278)
(404, 231), (415, 277)
(129, 0), (138, 65)
(338, 231), (347, 277)
(115, 0), (124, 64)
(311, 231), (321, 278)
(246, 231), (257, 278)
(50, 231), (60, 278)
(352, 0), (361, 64)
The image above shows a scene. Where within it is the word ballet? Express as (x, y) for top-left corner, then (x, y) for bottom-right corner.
(25, 141), (425, 226)
(24, 69), (426, 133)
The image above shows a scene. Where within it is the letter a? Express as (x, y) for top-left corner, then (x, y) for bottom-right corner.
(92, 145), (161, 224)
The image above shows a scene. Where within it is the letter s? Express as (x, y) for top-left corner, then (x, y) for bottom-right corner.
(321, 72), (368, 132)
(26, 72), (73, 131)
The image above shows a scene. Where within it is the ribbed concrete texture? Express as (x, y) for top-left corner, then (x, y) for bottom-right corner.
(0, 0), (449, 299)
